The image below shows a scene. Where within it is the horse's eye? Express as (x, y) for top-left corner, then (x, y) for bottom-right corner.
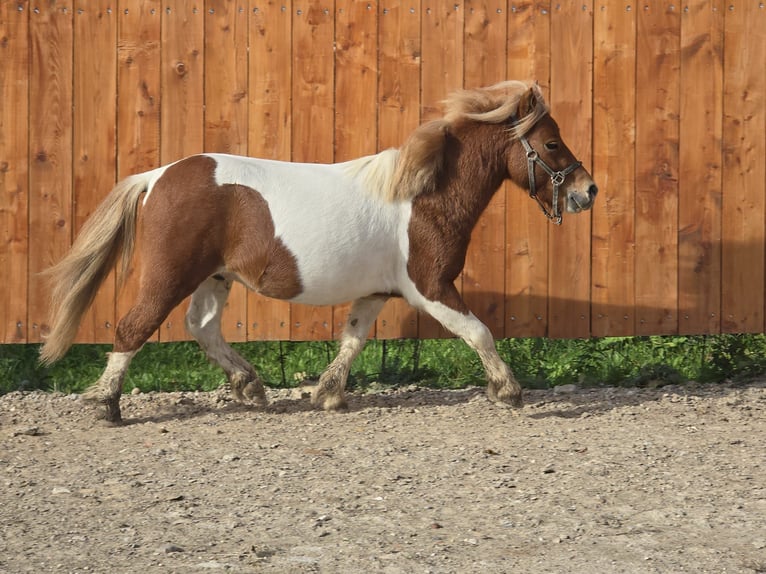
(544, 141), (559, 151)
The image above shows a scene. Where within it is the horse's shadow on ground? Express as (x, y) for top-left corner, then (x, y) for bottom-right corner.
(114, 379), (763, 426)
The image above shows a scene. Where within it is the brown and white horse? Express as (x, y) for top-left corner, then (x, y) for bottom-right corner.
(41, 81), (597, 423)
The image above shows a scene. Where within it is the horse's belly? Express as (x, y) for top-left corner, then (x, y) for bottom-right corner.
(288, 236), (402, 305)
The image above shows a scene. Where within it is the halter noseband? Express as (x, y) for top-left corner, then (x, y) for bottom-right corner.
(515, 121), (582, 226)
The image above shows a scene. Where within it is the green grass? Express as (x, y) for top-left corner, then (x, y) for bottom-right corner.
(1, 334), (765, 396)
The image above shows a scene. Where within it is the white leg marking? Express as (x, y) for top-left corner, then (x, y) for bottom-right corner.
(82, 351), (136, 402)
(313, 297), (388, 411)
(186, 277), (267, 405)
(407, 294), (523, 407)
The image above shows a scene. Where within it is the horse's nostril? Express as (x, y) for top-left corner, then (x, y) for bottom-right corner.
(588, 184), (598, 198)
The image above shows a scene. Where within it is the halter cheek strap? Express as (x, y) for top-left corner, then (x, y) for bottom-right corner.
(518, 135), (581, 226)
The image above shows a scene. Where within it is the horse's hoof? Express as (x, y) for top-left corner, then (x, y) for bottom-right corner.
(100, 399), (123, 425)
(487, 384), (524, 408)
(243, 382), (268, 407)
(312, 389), (348, 412)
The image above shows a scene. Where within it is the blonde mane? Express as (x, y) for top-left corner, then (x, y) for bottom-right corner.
(347, 81), (549, 202)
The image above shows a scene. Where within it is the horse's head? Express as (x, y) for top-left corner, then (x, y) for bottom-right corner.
(507, 86), (597, 224)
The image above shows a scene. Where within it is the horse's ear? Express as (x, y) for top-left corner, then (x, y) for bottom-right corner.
(517, 86), (538, 118)
(391, 120), (449, 200)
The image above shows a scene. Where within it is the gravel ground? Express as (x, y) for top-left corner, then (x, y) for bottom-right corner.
(1, 381), (765, 573)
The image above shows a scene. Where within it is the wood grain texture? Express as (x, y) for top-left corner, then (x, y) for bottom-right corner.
(375, 0), (420, 339)
(721, 1), (765, 333)
(204, 0), (248, 342)
(505, 0), (550, 338)
(678, 0), (723, 334)
(247, 0), (292, 341)
(548, 1), (593, 339)
(73, 0), (117, 343)
(159, 0), (205, 341)
(116, 0), (161, 344)
(0, 1), (29, 343)
(591, 1), (636, 337)
(462, 0), (506, 338)
(28, 1), (73, 343)
(635, 1), (680, 335)
(290, 0), (334, 340)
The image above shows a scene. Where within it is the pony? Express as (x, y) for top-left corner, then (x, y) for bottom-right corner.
(40, 81), (597, 423)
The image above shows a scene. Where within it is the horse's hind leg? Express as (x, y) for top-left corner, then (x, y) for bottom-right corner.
(83, 285), (193, 423)
(312, 296), (388, 411)
(186, 275), (267, 406)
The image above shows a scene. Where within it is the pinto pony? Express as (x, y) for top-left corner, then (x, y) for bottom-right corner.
(41, 81), (597, 423)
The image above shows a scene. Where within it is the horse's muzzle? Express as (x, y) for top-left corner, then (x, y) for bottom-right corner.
(566, 183), (598, 213)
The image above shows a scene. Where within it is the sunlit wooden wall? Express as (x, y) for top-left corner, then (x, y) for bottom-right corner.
(1, 0), (764, 344)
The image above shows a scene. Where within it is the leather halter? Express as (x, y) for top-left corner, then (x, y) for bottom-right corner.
(514, 121), (582, 226)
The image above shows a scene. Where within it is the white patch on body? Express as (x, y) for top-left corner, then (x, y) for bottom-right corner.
(208, 153), (412, 306)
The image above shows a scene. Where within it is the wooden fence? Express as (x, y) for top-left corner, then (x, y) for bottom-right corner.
(0, 0), (764, 345)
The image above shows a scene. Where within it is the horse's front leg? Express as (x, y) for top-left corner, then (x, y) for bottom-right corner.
(312, 296), (388, 411)
(407, 285), (523, 408)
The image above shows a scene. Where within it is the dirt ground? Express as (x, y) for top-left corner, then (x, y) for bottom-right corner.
(1, 380), (765, 574)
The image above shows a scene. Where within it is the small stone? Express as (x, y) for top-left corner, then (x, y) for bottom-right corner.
(162, 544), (184, 554)
(131, 387), (141, 396)
(554, 384), (578, 394)
(13, 426), (41, 437)
(221, 454), (240, 462)
(52, 486), (71, 495)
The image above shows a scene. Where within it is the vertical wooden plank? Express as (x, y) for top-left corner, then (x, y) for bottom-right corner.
(635, 1), (680, 335)
(204, 0), (248, 342)
(462, 0), (506, 337)
(73, 0), (117, 343)
(376, 0), (420, 339)
(591, 1), (636, 337)
(419, 1), (463, 338)
(548, 1), (593, 339)
(291, 0), (334, 340)
(678, 0), (723, 334)
(505, 0), (550, 339)
(247, 0), (292, 341)
(160, 0), (205, 341)
(0, 1), (29, 343)
(421, 2), (464, 122)
(721, 1), (765, 333)
(28, 0), (73, 343)
(333, 0), (378, 339)
(334, 0), (377, 162)
(116, 0), (161, 343)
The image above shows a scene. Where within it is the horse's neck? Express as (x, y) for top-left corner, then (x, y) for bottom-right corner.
(438, 134), (507, 230)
